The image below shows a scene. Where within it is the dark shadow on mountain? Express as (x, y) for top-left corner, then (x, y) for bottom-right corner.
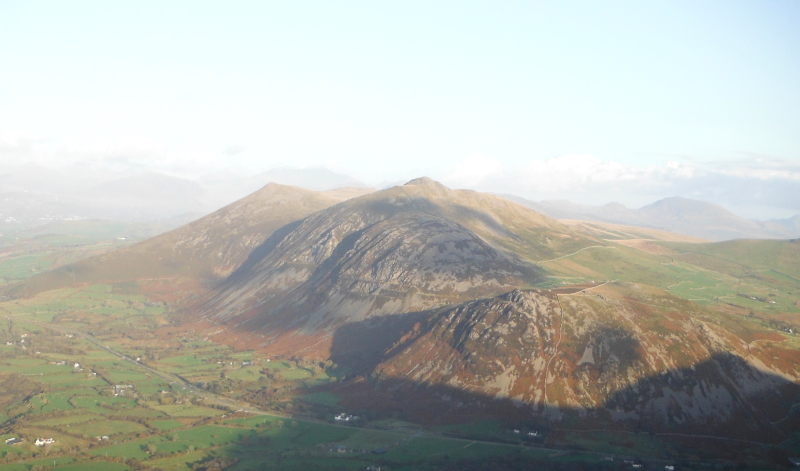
(323, 310), (800, 454)
(325, 308), (435, 375)
(218, 219), (305, 288)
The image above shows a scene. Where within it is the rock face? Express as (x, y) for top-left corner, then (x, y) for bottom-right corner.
(200, 178), (594, 339)
(344, 284), (800, 439)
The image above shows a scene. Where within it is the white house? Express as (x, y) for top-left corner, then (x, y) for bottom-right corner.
(334, 413), (358, 422)
(34, 437), (55, 446)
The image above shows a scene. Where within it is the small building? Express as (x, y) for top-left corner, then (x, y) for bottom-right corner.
(114, 384), (134, 396)
(513, 429), (520, 434)
(242, 361), (252, 366)
(665, 466), (675, 471)
(788, 457), (800, 468)
(527, 431), (539, 437)
(4, 437), (22, 445)
(34, 437), (55, 446)
(334, 413), (358, 422)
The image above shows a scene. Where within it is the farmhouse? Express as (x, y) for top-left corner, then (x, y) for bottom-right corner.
(334, 413), (358, 422)
(34, 438), (55, 446)
(114, 384), (134, 396)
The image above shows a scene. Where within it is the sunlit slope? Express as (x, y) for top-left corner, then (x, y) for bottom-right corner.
(346, 283), (800, 440)
(200, 177), (597, 339)
(664, 238), (800, 280)
(10, 184), (347, 298)
(536, 238), (800, 314)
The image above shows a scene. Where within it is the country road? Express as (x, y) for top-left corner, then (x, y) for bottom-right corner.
(25, 319), (565, 455)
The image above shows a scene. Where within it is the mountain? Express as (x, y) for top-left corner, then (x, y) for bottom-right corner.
(197, 177), (597, 352)
(773, 214), (800, 234)
(507, 195), (799, 241)
(11, 183), (351, 298)
(329, 283), (800, 439)
(250, 167), (368, 191)
(638, 197), (797, 240)
(79, 172), (213, 221)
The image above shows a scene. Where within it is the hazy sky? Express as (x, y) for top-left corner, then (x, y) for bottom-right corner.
(2, 1), (799, 217)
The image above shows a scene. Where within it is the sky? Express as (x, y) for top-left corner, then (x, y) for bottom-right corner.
(1, 1), (800, 218)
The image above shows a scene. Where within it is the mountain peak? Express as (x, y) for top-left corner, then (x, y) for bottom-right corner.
(404, 176), (446, 189)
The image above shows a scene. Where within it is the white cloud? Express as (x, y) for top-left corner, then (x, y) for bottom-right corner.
(442, 154), (800, 214)
(441, 154), (504, 188)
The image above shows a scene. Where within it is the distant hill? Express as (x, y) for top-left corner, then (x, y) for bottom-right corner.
(773, 214), (800, 234)
(506, 195), (800, 241)
(250, 167), (368, 191)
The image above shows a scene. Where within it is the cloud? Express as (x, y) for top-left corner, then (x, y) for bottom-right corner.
(441, 154), (504, 188)
(447, 154), (800, 214)
(222, 145), (245, 156)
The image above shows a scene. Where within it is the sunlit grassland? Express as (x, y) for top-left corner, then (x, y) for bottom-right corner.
(539, 241), (800, 317)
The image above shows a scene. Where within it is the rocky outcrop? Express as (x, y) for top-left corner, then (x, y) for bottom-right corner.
(354, 284), (800, 437)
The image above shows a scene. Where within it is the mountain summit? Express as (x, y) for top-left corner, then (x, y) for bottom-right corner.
(198, 178), (595, 352)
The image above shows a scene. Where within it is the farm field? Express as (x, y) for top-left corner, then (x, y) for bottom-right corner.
(0, 283), (592, 471)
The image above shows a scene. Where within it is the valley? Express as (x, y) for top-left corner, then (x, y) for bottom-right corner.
(0, 180), (799, 470)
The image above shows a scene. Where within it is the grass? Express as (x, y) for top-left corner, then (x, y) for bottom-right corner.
(152, 404), (225, 418)
(69, 419), (148, 438)
(151, 419), (185, 431)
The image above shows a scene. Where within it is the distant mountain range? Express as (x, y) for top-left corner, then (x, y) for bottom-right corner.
(0, 165), (371, 231)
(1, 163), (798, 242)
(505, 195), (800, 241)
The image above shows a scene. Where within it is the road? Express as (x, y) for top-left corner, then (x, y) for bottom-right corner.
(26, 320), (565, 454)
